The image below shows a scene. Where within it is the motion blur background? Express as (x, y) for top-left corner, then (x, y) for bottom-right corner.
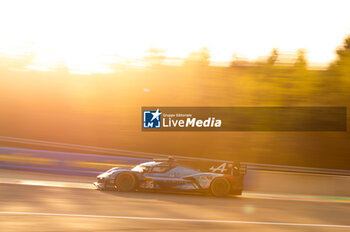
(0, 0), (349, 169)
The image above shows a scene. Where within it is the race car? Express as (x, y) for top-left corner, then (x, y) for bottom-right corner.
(94, 157), (246, 197)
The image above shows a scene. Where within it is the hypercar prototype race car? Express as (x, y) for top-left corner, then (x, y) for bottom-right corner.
(94, 157), (246, 197)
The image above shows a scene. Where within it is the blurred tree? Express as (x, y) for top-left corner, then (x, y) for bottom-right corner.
(327, 35), (350, 100)
(294, 49), (307, 70)
(336, 35), (350, 56)
(184, 47), (210, 66)
(267, 48), (279, 65)
(331, 35), (350, 76)
(145, 47), (166, 66)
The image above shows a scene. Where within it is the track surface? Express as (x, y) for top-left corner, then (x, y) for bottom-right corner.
(0, 170), (349, 232)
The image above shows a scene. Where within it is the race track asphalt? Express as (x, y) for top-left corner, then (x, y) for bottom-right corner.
(0, 170), (349, 232)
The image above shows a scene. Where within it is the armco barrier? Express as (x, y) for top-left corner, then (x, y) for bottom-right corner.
(0, 147), (150, 176)
(244, 170), (350, 196)
(244, 162), (350, 176)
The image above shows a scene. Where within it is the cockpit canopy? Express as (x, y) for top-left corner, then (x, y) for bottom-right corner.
(131, 160), (178, 173)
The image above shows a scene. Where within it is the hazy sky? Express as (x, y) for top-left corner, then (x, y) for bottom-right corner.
(0, 0), (349, 73)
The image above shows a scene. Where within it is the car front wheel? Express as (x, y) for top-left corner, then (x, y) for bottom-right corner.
(115, 172), (137, 192)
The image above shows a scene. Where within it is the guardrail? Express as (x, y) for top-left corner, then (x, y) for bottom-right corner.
(0, 146), (150, 176)
(244, 162), (350, 176)
(1, 135), (350, 176)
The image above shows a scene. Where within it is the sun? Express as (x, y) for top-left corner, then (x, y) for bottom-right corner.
(0, 0), (349, 73)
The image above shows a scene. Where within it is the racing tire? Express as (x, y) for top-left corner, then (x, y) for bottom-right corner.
(115, 172), (137, 192)
(210, 177), (231, 197)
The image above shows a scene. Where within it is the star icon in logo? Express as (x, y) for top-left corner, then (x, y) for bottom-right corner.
(150, 109), (161, 121)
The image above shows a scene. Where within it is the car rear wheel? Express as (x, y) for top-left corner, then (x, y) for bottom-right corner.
(210, 177), (231, 197)
(115, 172), (137, 192)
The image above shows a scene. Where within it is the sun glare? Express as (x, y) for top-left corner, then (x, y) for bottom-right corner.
(0, 0), (349, 73)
